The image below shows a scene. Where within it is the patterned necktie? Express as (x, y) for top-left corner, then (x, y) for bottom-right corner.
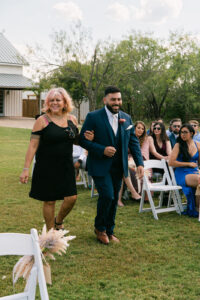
(112, 114), (118, 135)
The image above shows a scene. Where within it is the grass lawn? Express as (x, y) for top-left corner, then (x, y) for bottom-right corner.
(1, 126), (200, 300)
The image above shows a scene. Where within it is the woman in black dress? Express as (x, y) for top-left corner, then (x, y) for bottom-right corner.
(20, 87), (93, 230)
(150, 121), (171, 176)
(150, 122), (171, 161)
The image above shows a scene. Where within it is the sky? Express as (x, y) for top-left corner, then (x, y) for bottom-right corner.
(1, 0), (200, 76)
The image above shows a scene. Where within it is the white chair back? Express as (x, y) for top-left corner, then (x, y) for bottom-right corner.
(0, 228), (49, 300)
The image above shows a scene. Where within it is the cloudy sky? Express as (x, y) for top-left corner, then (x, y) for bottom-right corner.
(1, 0), (200, 59)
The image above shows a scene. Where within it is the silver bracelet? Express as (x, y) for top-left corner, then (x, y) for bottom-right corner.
(23, 168), (29, 170)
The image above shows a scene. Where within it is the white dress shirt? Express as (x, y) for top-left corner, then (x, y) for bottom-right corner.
(105, 105), (118, 135)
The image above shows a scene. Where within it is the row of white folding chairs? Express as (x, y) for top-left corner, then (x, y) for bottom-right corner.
(139, 159), (183, 220)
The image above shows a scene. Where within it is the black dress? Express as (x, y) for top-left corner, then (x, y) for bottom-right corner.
(29, 115), (78, 201)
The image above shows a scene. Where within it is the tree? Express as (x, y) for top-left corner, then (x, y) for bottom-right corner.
(27, 26), (200, 121)
(108, 32), (200, 120)
(28, 23), (117, 111)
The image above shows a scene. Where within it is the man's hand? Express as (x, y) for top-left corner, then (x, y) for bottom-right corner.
(137, 165), (144, 179)
(104, 146), (116, 157)
(84, 130), (94, 141)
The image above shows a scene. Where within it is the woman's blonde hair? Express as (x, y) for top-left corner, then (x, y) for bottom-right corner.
(42, 87), (74, 113)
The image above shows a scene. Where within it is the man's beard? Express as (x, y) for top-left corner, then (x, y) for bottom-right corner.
(106, 104), (121, 114)
(174, 130), (180, 135)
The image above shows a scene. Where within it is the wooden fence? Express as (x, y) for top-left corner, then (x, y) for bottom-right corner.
(23, 100), (39, 118)
(23, 100), (45, 118)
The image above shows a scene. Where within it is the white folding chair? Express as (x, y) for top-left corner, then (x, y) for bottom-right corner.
(76, 169), (88, 188)
(91, 179), (98, 198)
(168, 165), (185, 212)
(0, 228), (49, 300)
(139, 159), (182, 220)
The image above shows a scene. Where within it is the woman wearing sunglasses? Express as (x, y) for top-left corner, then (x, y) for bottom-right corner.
(20, 87), (93, 230)
(169, 124), (200, 217)
(135, 121), (169, 161)
(150, 122), (171, 161)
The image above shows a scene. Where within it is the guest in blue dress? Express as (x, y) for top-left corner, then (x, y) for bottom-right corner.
(169, 124), (200, 217)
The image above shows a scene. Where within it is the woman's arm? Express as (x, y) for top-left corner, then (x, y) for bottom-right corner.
(196, 141), (200, 166)
(169, 143), (197, 168)
(165, 140), (172, 158)
(20, 139), (40, 183)
(69, 114), (94, 142)
(19, 117), (44, 184)
(148, 136), (167, 160)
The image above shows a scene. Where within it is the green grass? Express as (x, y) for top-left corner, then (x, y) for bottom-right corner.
(1, 126), (200, 299)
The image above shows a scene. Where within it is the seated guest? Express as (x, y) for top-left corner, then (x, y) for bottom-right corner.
(188, 120), (200, 142)
(73, 145), (87, 171)
(169, 124), (200, 217)
(136, 121), (170, 191)
(156, 118), (163, 124)
(135, 121), (169, 161)
(166, 120), (173, 137)
(118, 155), (141, 207)
(147, 121), (156, 136)
(150, 122), (171, 161)
(169, 118), (182, 148)
(73, 145), (92, 187)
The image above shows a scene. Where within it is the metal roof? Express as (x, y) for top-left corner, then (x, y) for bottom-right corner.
(0, 73), (32, 89)
(0, 33), (28, 66)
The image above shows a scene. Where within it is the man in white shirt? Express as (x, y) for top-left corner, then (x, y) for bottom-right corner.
(188, 120), (200, 142)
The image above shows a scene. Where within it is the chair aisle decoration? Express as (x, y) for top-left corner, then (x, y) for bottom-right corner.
(0, 228), (49, 300)
(13, 226), (76, 285)
(0, 227), (75, 300)
(139, 159), (182, 220)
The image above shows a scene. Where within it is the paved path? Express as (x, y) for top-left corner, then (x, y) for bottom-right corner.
(0, 117), (35, 129)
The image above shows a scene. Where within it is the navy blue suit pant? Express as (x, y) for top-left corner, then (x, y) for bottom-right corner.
(93, 169), (122, 235)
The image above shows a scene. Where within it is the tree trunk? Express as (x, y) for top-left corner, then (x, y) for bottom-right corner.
(87, 90), (97, 111)
(78, 104), (81, 124)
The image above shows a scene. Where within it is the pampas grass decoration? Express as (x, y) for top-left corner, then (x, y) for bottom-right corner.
(13, 225), (76, 285)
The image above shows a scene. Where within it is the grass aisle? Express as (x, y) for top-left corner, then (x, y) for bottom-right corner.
(1, 127), (200, 300)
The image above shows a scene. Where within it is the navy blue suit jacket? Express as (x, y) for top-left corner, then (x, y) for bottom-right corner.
(169, 132), (177, 148)
(79, 107), (143, 177)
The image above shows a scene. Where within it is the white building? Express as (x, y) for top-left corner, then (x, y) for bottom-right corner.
(0, 33), (32, 117)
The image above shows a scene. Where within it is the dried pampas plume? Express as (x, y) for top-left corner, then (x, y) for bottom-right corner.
(13, 225), (76, 285)
(13, 255), (34, 285)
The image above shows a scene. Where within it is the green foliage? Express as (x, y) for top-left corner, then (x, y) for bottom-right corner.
(1, 127), (200, 299)
(33, 28), (200, 120)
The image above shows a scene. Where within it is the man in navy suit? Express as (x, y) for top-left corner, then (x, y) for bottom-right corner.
(80, 86), (144, 244)
(169, 118), (182, 148)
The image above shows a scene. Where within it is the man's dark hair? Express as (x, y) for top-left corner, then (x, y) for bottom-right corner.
(170, 118), (182, 125)
(105, 86), (121, 96)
